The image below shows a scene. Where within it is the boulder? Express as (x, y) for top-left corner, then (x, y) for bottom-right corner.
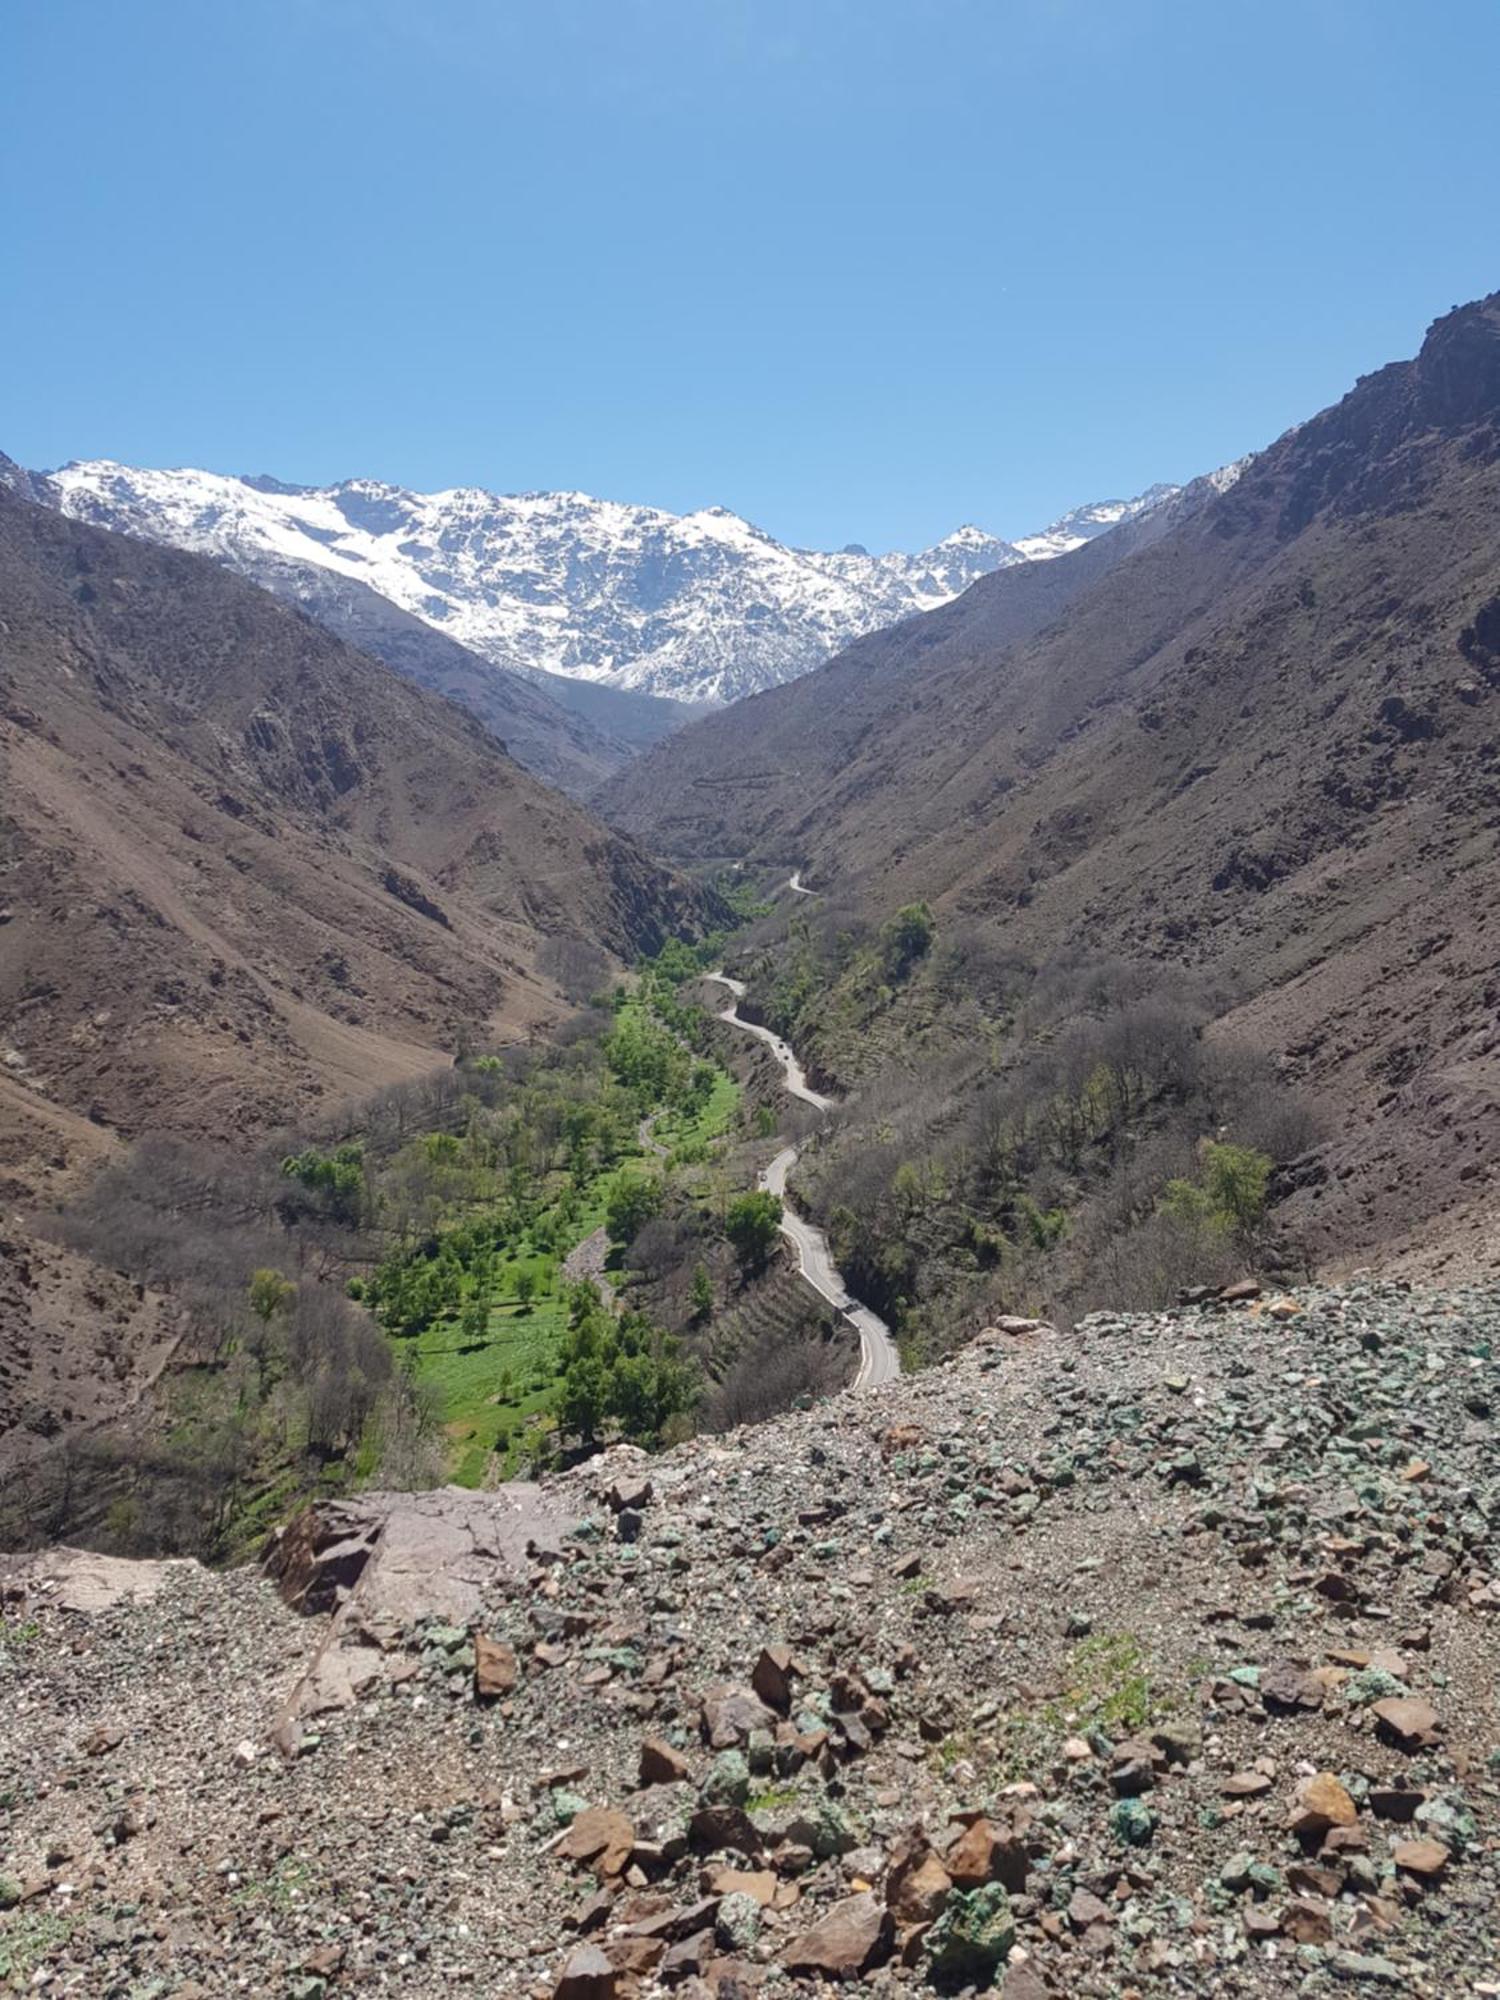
(557, 1807), (637, 1879)
(1392, 1838), (1449, 1878)
(1288, 1773), (1358, 1837)
(701, 1685), (777, 1749)
(924, 1883), (1016, 1985)
(781, 1892), (893, 1978)
(884, 1831), (953, 1924)
(945, 1816), (1028, 1891)
(639, 1737), (691, 1786)
(553, 1944), (617, 2000)
(750, 1645), (798, 1712)
(1280, 1899), (1332, 1944)
(1371, 1698), (1441, 1750)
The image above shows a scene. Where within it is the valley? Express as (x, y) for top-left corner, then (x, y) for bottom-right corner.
(706, 970), (900, 1391)
(4, 266), (1500, 2000)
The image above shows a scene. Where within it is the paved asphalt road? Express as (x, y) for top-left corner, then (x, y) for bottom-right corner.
(704, 973), (900, 1390)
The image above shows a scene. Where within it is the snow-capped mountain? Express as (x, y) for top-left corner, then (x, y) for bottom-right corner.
(42, 462), (1181, 706)
(1009, 485), (1182, 560)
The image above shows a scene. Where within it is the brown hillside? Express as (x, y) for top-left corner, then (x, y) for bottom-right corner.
(602, 293), (1500, 1274)
(0, 486), (702, 1150)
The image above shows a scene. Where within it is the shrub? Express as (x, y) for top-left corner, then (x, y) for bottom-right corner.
(879, 903), (935, 982)
(724, 1190), (783, 1272)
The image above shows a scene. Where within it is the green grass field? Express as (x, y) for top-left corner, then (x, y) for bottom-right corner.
(403, 1035), (740, 1484)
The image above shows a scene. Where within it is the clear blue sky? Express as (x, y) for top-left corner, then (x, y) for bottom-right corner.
(6, 0), (1499, 551)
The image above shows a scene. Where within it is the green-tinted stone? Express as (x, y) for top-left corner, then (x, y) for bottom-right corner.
(924, 1883), (1016, 1983)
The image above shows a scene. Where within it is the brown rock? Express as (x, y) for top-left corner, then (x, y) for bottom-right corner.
(624, 1897), (720, 1942)
(781, 1893), (893, 1978)
(639, 1736), (691, 1786)
(1067, 1888), (1111, 1932)
(475, 1632), (518, 1699)
(571, 1890), (616, 1935)
(1280, 1898), (1332, 1944)
(608, 1473), (653, 1513)
(557, 1807), (637, 1879)
(554, 1944), (617, 2000)
(1371, 1697), (1441, 1750)
(660, 1933), (712, 1983)
(606, 1937), (667, 1977)
(688, 1805), (763, 1856)
(1002, 1968), (1055, 2000)
(1288, 1773), (1357, 1837)
(701, 1685), (776, 1749)
(1392, 1838), (1448, 1878)
(1261, 1662), (1324, 1712)
(1222, 1771), (1273, 1798)
(1313, 1570), (1359, 1603)
(750, 1645), (798, 1713)
(1108, 1737), (1158, 1794)
(923, 1578), (978, 1616)
(884, 1832), (952, 1924)
(1286, 1863), (1342, 1898)
(945, 1816), (1028, 1892)
(703, 1868), (779, 1908)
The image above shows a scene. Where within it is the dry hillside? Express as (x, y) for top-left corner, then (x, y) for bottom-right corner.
(602, 293), (1500, 1276)
(0, 487), (705, 1469)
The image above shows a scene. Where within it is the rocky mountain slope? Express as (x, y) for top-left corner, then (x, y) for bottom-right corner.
(0, 482), (702, 1150)
(3, 1278), (1496, 1996)
(602, 291), (1500, 1278)
(2, 456), (685, 801)
(40, 460), (1180, 706)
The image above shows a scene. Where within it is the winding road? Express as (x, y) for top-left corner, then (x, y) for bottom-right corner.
(704, 973), (900, 1390)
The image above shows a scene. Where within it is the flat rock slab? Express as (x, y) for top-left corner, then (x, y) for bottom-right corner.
(0, 1546), (197, 1614)
(265, 1484), (577, 1745)
(266, 1483), (576, 1629)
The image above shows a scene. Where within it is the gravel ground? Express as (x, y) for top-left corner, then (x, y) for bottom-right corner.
(1, 1278), (1497, 1998)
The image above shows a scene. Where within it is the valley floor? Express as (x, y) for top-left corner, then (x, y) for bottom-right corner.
(3, 1278), (1496, 1997)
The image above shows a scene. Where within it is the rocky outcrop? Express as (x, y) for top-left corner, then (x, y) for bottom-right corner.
(1, 1281), (1497, 1995)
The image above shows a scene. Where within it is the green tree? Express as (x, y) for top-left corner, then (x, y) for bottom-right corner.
(514, 1267), (538, 1311)
(689, 1263), (714, 1322)
(1161, 1142), (1272, 1240)
(280, 1142), (366, 1224)
(879, 903), (934, 982)
(1201, 1141), (1273, 1232)
(245, 1268), (296, 1394)
(606, 1174), (664, 1247)
(248, 1267), (296, 1328)
(725, 1190), (783, 1273)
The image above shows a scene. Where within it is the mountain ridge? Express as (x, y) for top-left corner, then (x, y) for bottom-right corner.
(39, 458), (1186, 707)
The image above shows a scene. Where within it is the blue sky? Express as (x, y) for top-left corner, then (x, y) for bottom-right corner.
(6, 0), (1499, 550)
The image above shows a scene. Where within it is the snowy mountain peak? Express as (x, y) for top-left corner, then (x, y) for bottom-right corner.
(42, 461), (1180, 707)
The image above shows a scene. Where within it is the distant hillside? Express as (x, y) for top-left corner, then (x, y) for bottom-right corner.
(0, 484), (703, 1148)
(3, 454), (686, 801)
(604, 292), (1500, 1276)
